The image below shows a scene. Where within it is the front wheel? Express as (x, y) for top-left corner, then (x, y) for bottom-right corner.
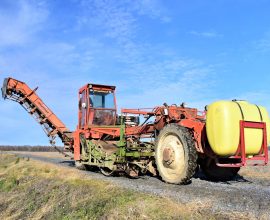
(100, 167), (114, 176)
(75, 161), (86, 170)
(155, 124), (198, 184)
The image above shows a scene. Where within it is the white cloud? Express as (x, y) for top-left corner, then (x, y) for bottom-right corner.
(73, 0), (217, 109)
(0, 0), (49, 47)
(0, 0), (217, 145)
(254, 32), (270, 53)
(117, 60), (216, 109)
(79, 0), (137, 40)
(189, 30), (223, 38)
(234, 91), (270, 111)
(132, 0), (171, 23)
(77, 0), (171, 63)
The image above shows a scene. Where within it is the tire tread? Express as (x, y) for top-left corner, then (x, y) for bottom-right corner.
(155, 123), (198, 184)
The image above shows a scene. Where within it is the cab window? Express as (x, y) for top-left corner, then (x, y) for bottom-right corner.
(89, 90), (115, 109)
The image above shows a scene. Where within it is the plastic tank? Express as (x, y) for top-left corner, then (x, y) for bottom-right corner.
(206, 100), (270, 156)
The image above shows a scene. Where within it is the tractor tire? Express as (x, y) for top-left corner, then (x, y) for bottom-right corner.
(100, 167), (114, 176)
(155, 123), (198, 184)
(200, 158), (240, 181)
(75, 161), (86, 170)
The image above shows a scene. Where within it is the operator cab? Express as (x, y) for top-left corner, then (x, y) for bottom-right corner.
(78, 83), (116, 128)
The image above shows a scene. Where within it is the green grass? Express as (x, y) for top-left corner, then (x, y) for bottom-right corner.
(15, 157), (20, 164)
(0, 176), (19, 192)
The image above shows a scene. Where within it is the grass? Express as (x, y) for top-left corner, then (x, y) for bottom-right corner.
(239, 151), (270, 180)
(0, 154), (252, 220)
(0, 145), (63, 152)
(0, 154), (206, 220)
(0, 176), (19, 192)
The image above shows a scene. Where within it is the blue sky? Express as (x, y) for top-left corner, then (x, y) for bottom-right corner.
(1, 0), (270, 145)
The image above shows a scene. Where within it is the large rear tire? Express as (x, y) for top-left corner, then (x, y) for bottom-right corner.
(155, 124), (198, 184)
(200, 158), (240, 181)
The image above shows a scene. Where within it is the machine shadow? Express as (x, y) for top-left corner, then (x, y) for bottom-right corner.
(59, 160), (75, 167)
(193, 169), (252, 184)
(58, 160), (252, 186)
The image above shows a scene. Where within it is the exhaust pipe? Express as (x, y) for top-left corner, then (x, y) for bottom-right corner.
(1, 78), (9, 99)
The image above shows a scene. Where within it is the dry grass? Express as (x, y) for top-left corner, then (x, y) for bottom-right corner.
(0, 154), (263, 220)
(0, 145), (63, 152)
(239, 167), (270, 179)
(239, 151), (270, 180)
(0, 154), (212, 220)
(7, 151), (69, 159)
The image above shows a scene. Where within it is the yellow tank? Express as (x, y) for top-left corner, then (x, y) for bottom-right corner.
(206, 100), (270, 157)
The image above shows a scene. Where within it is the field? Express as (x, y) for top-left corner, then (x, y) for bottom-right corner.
(0, 150), (270, 219)
(0, 146), (64, 152)
(0, 154), (211, 219)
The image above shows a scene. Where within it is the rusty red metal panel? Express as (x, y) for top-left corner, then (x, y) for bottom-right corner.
(179, 119), (205, 153)
(121, 108), (157, 115)
(73, 130), (81, 160)
(5, 78), (69, 133)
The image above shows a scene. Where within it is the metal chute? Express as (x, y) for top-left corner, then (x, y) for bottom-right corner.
(2, 77), (73, 151)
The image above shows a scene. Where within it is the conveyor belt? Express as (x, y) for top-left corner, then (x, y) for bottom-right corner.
(2, 77), (73, 150)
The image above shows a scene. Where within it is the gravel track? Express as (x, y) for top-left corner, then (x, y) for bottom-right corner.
(3, 151), (270, 219)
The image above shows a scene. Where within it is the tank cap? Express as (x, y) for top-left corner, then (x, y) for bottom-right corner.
(232, 99), (246, 102)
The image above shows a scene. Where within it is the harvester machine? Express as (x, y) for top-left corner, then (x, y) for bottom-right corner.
(2, 77), (269, 184)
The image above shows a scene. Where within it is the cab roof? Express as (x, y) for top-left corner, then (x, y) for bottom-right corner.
(89, 83), (115, 91)
(79, 83), (116, 93)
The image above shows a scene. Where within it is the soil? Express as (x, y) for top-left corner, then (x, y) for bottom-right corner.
(2, 150), (270, 219)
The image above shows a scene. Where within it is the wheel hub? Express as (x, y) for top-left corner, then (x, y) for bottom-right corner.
(163, 147), (175, 165)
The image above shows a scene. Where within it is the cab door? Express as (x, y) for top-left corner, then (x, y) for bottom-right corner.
(79, 89), (87, 129)
(88, 90), (116, 126)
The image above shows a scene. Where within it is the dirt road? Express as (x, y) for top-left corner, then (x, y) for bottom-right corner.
(3, 151), (270, 219)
